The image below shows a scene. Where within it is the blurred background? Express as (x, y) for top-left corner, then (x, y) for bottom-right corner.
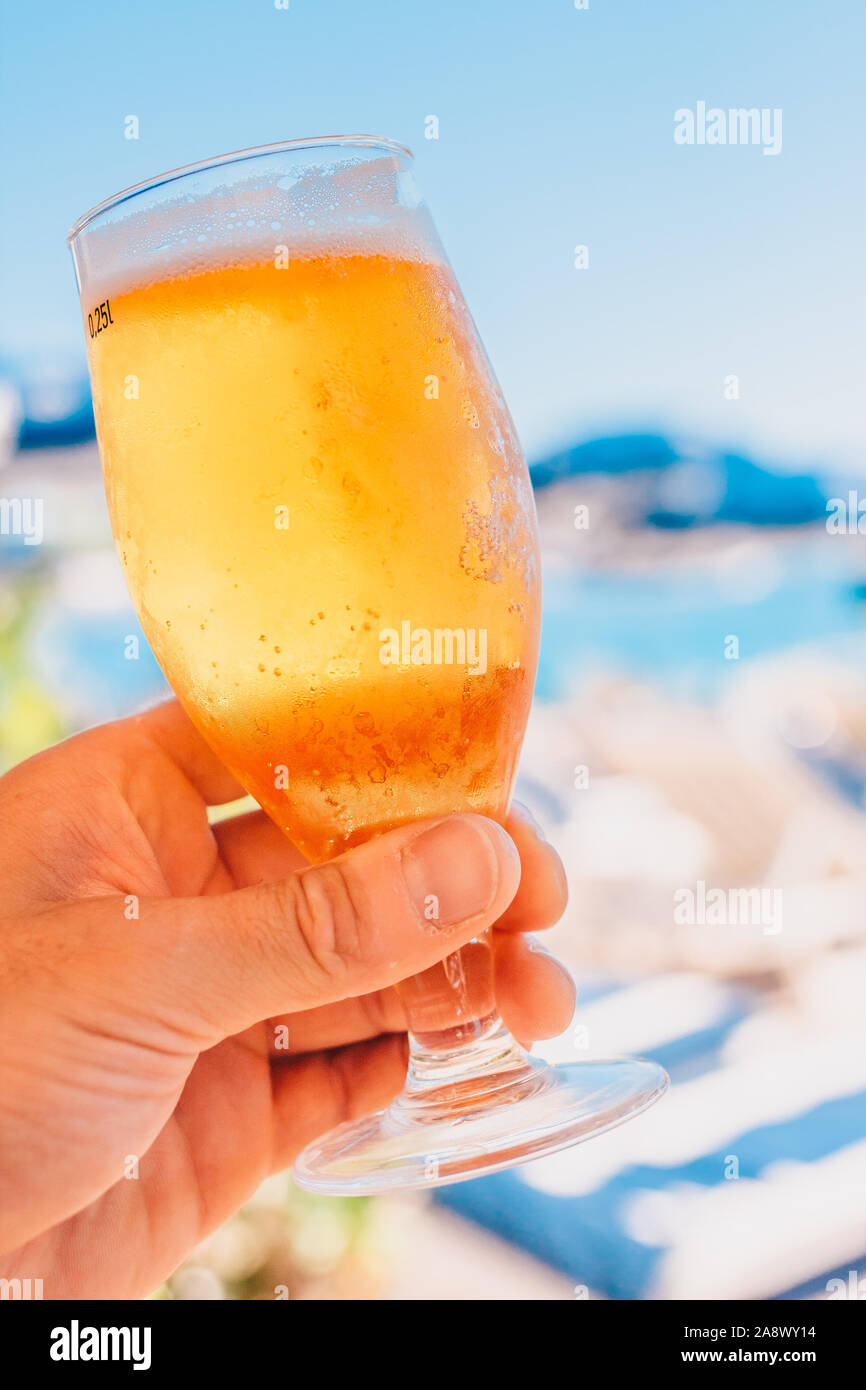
(2, 0), (865, 1299)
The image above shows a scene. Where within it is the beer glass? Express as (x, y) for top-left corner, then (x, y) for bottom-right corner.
(69, 137), (667, 1193)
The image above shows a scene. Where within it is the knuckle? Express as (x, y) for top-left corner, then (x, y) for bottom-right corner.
(326, 1048), (355, 1123)
(284, 863), (368, 982)
(359, 987), (396, 1037)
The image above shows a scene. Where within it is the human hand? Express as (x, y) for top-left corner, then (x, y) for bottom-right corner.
(0, 701), (571, 1297)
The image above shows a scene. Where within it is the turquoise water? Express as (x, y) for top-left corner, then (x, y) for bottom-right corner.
(21, 533), (866, 719)
(537, 540), (866, 701)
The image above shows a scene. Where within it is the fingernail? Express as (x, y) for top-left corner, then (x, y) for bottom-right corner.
(525, 937), (552, 956)
(401, 817), (511, 928)
(513, 799), (547, 842)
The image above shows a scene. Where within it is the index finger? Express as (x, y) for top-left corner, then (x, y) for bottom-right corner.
(495, 802), (569, 933)
(130, 699), (246, 805)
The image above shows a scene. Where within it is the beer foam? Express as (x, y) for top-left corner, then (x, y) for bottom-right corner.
(73, 150), (442, 302)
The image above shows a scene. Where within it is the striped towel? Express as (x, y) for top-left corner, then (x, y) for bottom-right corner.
(436, 970), (866, 1300)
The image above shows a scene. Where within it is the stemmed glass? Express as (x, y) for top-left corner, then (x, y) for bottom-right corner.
(69, 136), (667, 1193)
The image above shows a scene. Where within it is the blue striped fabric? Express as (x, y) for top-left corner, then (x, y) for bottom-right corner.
(436, 975), (866, 1300)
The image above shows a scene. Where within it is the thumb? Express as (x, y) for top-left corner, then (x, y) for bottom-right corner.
(131, 814), (521, 1040)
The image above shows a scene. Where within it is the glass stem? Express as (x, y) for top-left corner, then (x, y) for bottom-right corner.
(406, 1014), (531, 1093)
(393, 932), (541, 1115)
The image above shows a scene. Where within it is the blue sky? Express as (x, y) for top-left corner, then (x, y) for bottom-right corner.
(1, 0), (864, 468)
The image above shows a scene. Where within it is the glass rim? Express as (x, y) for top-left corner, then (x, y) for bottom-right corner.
(67, 134), (414, 244)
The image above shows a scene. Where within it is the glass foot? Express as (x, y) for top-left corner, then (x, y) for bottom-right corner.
(293, 1056), (669, 1195)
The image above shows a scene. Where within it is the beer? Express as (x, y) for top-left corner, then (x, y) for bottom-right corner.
(86, 252), (540, 861)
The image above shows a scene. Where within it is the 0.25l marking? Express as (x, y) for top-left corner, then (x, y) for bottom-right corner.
(88, 299), (114, 338)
